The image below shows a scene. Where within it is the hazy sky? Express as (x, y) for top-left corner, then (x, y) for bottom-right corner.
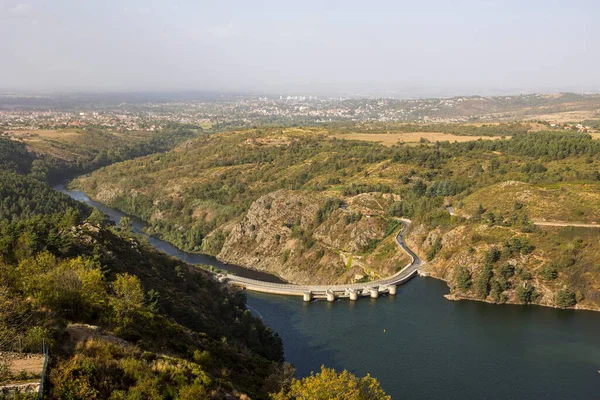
(1, 0), (598, 96)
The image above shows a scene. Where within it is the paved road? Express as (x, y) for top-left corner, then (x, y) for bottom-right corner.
(223, 219), (422, 297)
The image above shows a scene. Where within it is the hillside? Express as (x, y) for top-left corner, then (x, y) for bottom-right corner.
(0, 129), (395, 399)
(73, 125), (600, 310)
(5, 125), (198, 182)
(0, 143), (288, 399)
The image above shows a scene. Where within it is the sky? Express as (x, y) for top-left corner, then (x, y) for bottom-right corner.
(1, 0), (599, 97)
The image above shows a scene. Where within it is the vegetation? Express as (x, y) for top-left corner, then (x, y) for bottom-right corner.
(5, 125), (198, 183)
(72, 126), (600, 308)
(0, 142), (288, 399)
(0, 209), (286, 398)
(271, 366), (390, 400)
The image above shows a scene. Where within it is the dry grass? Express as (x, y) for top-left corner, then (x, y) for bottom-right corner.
(329, 132), (507, 146)
(524, 110), (599, 123)
(10, 129), (81, 140)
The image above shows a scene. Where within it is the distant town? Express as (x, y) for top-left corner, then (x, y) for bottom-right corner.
(1, 92), (599, 134)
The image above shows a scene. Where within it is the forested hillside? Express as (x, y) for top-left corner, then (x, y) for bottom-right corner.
(75, 126), (600, 309)
(0, 135), (288, 399)
(6, 125), (199, 183)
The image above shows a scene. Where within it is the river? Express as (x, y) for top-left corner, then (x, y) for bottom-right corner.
(59, 186), (600, 399)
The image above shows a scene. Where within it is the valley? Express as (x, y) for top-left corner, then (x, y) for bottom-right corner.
(70, 122), (600, 311)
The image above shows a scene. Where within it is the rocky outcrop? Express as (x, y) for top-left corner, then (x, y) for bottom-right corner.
(218, 190), (409, 284)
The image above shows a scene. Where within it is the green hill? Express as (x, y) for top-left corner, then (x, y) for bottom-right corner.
(74, 126), (600, 310)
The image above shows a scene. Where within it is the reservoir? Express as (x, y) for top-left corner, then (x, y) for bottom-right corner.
(59, 185), (600, 399)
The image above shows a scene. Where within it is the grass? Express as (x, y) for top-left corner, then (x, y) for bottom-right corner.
(460, 181), (600, 223)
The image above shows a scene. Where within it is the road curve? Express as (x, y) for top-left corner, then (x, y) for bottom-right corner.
(220, 219), (423, 299)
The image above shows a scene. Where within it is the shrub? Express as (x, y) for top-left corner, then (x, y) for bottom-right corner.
(282, 249), (291, 263)
(556, 289), (577, 308)
(539, 264), (558, 281)
(516, 283), (536, 304)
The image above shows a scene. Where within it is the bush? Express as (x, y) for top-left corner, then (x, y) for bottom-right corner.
(539, 264), (558, 281)
(516, 283), (536, 304)
(556, 289), (577, 308)
(282, 249), (291, 263)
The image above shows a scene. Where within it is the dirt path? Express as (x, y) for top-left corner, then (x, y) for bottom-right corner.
(533, 221), (600, 228)
(0, 352), (45, 375)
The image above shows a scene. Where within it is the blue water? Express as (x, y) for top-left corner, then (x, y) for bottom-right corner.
(60, 185), (600, 399)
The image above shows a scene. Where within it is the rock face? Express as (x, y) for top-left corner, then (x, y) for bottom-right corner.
(218, 190), (409, 284)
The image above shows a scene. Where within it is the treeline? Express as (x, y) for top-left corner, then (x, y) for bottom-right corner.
(454, 131), (600, 160)
(0, 125), (199, 184)
(331, 122), (531, 136)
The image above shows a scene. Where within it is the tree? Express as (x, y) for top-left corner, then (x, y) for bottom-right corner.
(472, 204), (486, 220)
(474, 264), (492, 299)
(516, 283), (535, 304)
(455, 266), (472, 292)
(555, 289), (576, 308)
(109, 273), (145, 330)
(411, 180), (427, 196)
(271, 365), (390, 400)
(119, 217), (133, 234)
(87, 208), (108, 226)
(484, 247), (501, 264)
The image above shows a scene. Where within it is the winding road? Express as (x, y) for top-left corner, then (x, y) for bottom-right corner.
(220, 219), (423, 300)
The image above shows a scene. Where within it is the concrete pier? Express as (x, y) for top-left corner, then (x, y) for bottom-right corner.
(326, 289), (336, 302)
(347, 289), (359, 301)
(369, 288), (379, 299)
(303, 291), (313, 302)
(385, 285), (397, 295)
